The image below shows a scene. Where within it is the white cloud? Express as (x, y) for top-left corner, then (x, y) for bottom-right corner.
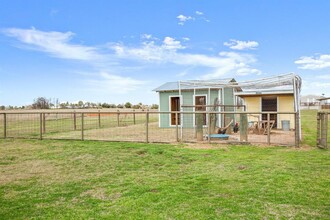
(224, 39), (259, 50)
(163, 37), (185, 50)
(141, 33), (153, 40)
(177, 14), (194, 25)
(2, 27), (102, 61)
(182, 37), (190, 41)
(177, 12), (210, 25)
(2, 27), (261, 89)
(108, 36), (185, 62)
(108, 38), (260, 79)
(86, 72), (147, 94)
(2, 27), (148, 93)
(295, 54), (330, 69)
(301, 79), (330, 96)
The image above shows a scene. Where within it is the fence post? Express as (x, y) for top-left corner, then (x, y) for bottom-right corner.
(40, 113), (43, 140)
(98, 110), (101, 128)
(133, 110), (136, 125)
(319, 112), (328, 149)
(267, 113), (270, 145)
(324, 113), (328, 148)
(81, 113), (84, 141)
(4, 113), (6, 139)
(240, 113), (248, 142)
(175, 112), (179, 142)
(208, 113), (211, 143)
(43, 113), (46, 134)
(74, 111), (77, 130)
(317, 112), (320, 147)
(295, 112), (300, 148)
(146, 111), (149, 143)
(196, 113), (203, 141)
(117, 110), (120, 127)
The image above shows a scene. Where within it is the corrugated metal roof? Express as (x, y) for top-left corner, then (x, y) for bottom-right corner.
(235, 85), (294, 96)
(153, 78), (235, 92)
(153, 74), (301, 94)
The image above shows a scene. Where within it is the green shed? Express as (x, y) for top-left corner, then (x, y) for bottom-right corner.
(153, 78), (240, 128)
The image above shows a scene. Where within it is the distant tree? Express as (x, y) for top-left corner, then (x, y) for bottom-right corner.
(0, 106), (5, 110)
(109, 104), (117, 108)
(117, 104), (124, 108)
(132, 104), (141, 109)
(150, 104), (159, 109)
(32, 97), (50, 109)
(78, 101), (84, 108)
(101, 103), (110, 108)
(124, 102), (132, 108)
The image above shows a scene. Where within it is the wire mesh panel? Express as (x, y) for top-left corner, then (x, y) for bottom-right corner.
(148, 112), (177, 143)
(181, 112), (199, 143)
(6, 113), (40, 139)
(84, 112), (147, 142)
(0, 110), (299, 146)
(243, 113), (296, 146)
(316, 111), (329, 148)
(301, 110), (318, 147)
(42, 113), (82, 140)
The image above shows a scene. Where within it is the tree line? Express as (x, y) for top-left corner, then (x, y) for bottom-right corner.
(0, 97), (159, 110)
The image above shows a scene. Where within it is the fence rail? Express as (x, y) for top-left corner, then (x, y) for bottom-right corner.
(0, 110), (302, 146)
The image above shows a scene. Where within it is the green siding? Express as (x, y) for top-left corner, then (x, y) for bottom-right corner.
(223, 88), (235, 127)
(224, 88), (234, 105)
(158, 89), (225, 128)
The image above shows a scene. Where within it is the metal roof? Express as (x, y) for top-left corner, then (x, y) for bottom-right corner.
(153, 73), (301, 94)
(153, 78), (236, 92)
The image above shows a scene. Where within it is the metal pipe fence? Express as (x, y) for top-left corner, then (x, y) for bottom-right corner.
(0, 110), (304, 146)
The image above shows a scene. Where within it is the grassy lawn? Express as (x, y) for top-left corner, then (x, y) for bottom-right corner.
(300, 109), (318, 146)
(0, 139), (329, 219)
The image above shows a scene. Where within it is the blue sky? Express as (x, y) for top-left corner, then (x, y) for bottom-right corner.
(1, 0), (330, 106)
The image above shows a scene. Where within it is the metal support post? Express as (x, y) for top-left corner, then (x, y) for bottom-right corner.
(40, 113), (43, 140)
(81, 113), (84, 141)
(146, 111), (149, 143)
(3, 113), (6, 139)
(175, 112), (179, 142)
(267, 113), (270, 145)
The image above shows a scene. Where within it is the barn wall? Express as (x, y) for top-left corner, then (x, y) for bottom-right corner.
(278, 95), (295, 129)
(241, 94), (295, 130)
(244, 96), (261, 122)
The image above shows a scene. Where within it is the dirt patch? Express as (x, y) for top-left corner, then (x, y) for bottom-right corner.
(80, 188), (121, 201)
(0, 159), (59, 185)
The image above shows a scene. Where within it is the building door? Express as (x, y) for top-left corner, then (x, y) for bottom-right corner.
(170, 97), (180, 125)
(262, 96), (277, 128)
(195, 95), (207, 125)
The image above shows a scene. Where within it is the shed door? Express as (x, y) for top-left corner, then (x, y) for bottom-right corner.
(195, 95), (207, 125)
(170, 97), (180, 125)
(262, 96), (277, 128)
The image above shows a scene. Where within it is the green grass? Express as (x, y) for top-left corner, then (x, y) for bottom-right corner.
(301, 109), (318, 146)
(0, 139), (329, 219)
